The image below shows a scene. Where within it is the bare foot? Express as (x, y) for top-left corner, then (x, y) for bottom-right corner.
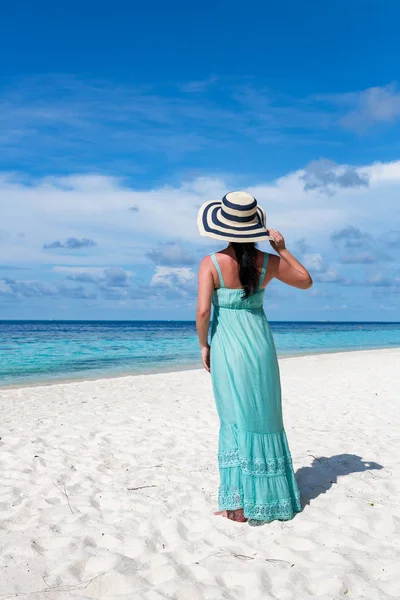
(214, 508), (248, 522)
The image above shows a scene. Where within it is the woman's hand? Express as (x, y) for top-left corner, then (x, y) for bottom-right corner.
(201, 345), (211, 373)
(269, 228), (286, 252)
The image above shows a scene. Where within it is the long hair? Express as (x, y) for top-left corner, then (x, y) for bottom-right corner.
(231, 242), (259, 299)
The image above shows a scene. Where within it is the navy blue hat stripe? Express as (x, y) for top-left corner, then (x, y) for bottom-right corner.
(211, 206), (262, 232)
(223, 194), (257, 212)
(220, 208), (255, 223)
(201, 204), (268, 239)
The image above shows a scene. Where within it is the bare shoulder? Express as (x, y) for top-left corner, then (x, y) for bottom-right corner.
(255, 249), (264, 263)
(198, 255), (213, 272)
(266, 252), (279, 274)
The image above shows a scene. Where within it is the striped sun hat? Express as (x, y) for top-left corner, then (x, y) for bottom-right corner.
(197, 191), (272, 243)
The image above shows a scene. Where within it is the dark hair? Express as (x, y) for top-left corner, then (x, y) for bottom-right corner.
(231, 242), (259, 299)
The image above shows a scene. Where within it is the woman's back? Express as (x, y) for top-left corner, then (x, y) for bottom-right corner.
(209, 248), (270, 291)
(210, 251), (268, 311)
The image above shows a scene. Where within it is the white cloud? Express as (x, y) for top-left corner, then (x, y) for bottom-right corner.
(150, 267), (196, 289)
(303, 253), (325, 272)
(303, 253), (345, 284)
(1, 159), (400, 273)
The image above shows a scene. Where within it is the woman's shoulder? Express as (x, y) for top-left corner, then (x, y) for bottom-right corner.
(255, 249), (272, 267)
(200, 251), (217, 261)
(200, 249), (223, 261)
(199, 253), (216, 270)
(200, 248), (272, 264)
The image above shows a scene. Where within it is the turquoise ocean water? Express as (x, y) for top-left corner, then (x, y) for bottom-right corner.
(0, 320), (399, 387)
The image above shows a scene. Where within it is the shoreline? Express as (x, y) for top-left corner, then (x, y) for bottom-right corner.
(2, 318), (400, 322)
(1, 344), (399, 391)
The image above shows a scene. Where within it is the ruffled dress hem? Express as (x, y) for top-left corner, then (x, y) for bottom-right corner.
(218, 488), (301, 521)
(217, 425), (301, 522)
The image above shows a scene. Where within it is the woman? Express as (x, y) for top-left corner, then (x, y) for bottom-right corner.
(196, 191), (312, 523)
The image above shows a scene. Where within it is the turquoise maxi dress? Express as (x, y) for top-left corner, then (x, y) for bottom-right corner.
(209, 251), (301, 521)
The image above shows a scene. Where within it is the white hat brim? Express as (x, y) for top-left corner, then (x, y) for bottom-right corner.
(197, 200), (273, 242)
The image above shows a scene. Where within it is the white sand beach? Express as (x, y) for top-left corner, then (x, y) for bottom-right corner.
(0, 348), (399, 600)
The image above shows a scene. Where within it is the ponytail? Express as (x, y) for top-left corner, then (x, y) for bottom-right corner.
(231, 242), (259, 299)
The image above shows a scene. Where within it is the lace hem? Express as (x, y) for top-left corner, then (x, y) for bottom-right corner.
(245, 494), (301, 521)
(218, 449), (293, 476)
(218, 488), (301, 521)
(218, 488), (244, 509)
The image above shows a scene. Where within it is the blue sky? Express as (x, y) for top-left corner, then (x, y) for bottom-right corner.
(1, 0), (400, 320)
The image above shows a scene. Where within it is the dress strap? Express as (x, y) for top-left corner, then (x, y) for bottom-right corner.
(258, 252), (269, 289)
(210, 252), (226, 288)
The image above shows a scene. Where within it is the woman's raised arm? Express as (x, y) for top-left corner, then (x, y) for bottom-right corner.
(268, 229), (313, 290)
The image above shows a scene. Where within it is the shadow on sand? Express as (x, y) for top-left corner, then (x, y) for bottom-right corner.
(296, 453), (384, 507)
(246, 454), (384, 527)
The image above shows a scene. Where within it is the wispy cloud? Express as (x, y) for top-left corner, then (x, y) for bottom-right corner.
(146, 242), (198, 266)
(44, 237), (97, 250)
(0, 75), (235, 171)
(318, 83), (400, 131)
(383, 230), (400, 248)
(0, 278), (97, 300)
(331, 226), (394, 263)
(293, 238), (313, 255)
(340, 252), (377, 265)
(3, 75), (400, 176)
(0, 265), (31, 271)
(53, 266), (133, 289)
(366, 273), (400, 288)
(341, 85), (400, 130)
(331, 225), (373, 249)
(179, 75), (219, 93)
